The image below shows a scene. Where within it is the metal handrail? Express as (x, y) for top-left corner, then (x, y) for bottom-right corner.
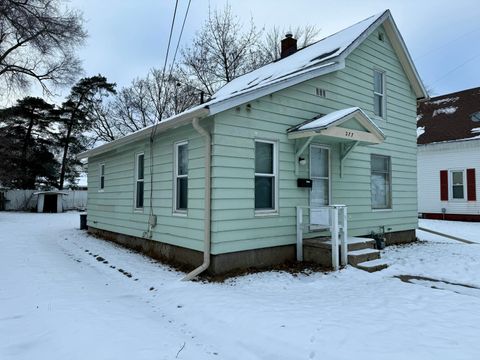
(296, 205), (348, 270)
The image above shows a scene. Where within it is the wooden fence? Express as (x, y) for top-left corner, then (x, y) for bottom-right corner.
(0, 190), (87, 211)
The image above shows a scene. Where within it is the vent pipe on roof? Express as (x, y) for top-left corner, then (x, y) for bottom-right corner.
(281, 33), (297, 58)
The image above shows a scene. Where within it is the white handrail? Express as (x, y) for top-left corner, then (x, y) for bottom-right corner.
(296, 205), (348, 270)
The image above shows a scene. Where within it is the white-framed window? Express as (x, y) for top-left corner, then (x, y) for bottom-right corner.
(254, 139), (277, 214)
(371, 154), (391, 209)
(373, 69), (385, 118)
(135, 153), (144, 209)
(99, 163), (105, 191)
(174, 141), (188, 213)
(450, 170), (465, 200)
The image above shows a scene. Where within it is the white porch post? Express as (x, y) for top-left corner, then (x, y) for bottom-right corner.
(330, 206), (339, 271)
(296, 206), (303, 261)
(340, 206), (348, 266)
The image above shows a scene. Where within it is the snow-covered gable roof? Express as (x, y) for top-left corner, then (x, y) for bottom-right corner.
(78, 9), (425, 160)
(212, 13), (384, 102)
(207, 9), (427, 112)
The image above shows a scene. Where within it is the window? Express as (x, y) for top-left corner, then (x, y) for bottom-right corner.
(371, 154), (391, 209)
(174, 141), (188, 212)
(373, 70), (385, 117)
(450, 170), (465, 200)
(99, 163), (105, 190)
(135, 153), (144, 209)
(255, 140), (277, 212)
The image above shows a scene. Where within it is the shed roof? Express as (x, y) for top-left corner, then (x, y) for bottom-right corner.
(417, 87), (480, 145)
(33, 191), (69, 195)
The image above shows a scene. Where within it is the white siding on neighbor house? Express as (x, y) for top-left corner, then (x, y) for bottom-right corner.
(418, 139), (480, 215)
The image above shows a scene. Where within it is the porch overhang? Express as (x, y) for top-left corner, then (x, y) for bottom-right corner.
(287, 107), (386, 145)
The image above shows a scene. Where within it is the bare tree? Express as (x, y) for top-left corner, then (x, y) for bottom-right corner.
(90, 67), (199, 142)
(91, 6), (321, 140)
(0, 0), (87, 97)
(181, 4), (262, 96)
(260, 25), (321, 62)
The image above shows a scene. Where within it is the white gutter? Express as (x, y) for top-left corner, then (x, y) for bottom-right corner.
(182, 117), (212, 280)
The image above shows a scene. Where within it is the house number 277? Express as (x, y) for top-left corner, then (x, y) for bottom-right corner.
(345, 131), (355, 137)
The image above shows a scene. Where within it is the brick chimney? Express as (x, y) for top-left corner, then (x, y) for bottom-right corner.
(281, 33), (297, 58)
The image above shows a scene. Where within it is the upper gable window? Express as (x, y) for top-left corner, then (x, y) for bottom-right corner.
(373, 70), (385, 118)
(378, 32), (385, 42)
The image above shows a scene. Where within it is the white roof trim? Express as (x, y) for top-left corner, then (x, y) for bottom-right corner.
(208, 61), (343, 115)
(337, 10), (427, 99)
(77, 107), (209, 160)
(288, 107), (386, 144)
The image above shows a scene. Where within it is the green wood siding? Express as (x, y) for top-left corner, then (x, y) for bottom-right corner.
(87, 122), (210, 252)
(87, 25), (418, 256)
(210, 25), (418, 254)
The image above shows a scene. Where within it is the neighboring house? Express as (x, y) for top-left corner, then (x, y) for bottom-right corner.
(78, 10), (427, 277)
(417, 87), (479, 221)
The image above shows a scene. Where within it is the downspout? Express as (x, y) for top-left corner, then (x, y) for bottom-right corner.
(182, 117), (211, 281)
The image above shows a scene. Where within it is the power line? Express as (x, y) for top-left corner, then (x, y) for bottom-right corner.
(151, 0), (180, 140)
(415, 25), (480, 61)
(159, 0), (194, 115)
(147, 0), (180, 227)
(168, 0), (192, 78)
(430, 51), (480, 87)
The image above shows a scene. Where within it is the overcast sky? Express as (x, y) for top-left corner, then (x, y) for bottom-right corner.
(47, 0), (480, 100)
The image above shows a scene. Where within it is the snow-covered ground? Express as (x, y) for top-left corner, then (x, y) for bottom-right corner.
(418, 218), (480, 244)
(1, 212), (480, 360)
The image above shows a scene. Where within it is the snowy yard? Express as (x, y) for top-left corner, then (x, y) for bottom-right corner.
(1, 213), (480, 360)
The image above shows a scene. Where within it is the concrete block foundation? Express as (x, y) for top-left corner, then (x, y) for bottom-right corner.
(87, 227), (295, 275)
(87, 227), (416, 275)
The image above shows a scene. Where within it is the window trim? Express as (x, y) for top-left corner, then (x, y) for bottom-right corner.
(370, 154), (392, 210)
(134, 152), (145, 211)
(173, 140), (188, 215)
(254, 139), (278, 216)
(99, 163), (105, 192)
(449, 169), (466, 201)
(373, 69), (386, 119)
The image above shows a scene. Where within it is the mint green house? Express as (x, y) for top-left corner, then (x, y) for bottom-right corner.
(78, 10), (427, 278)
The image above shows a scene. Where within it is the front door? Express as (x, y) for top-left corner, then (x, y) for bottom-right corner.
(310, 145), (330, 226)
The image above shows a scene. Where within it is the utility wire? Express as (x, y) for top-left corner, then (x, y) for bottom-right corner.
(159, 0), (193, 117)
(151, 0), (180, 140)
(415, 25), (480, 61)
(430, 51), (480, 87)
(168, 0), (192, 79)
(147, 0), (180, 225)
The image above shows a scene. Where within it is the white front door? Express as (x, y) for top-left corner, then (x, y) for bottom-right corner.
(310, 145), (330, 226)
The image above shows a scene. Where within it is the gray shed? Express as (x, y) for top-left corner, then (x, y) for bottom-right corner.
(34, 191), (69, 213)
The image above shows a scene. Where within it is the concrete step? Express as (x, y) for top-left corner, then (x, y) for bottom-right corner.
(347, 248), (380, 266)
(304, 237), (375, 251)
(355, 259), (389, 272)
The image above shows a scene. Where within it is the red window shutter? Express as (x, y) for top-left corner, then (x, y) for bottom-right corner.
(440, 170), (448, 201)
(467, 168), (477, 201)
